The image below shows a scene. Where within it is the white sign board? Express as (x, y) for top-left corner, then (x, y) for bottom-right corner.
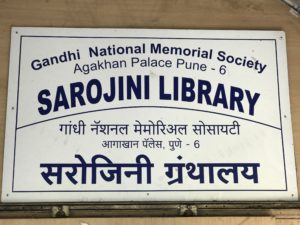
(2, 28), (298, 202)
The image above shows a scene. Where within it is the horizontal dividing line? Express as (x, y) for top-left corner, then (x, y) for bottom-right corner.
(12, 189), (288, 193)
(21, 35), (276, 41)
(16, 106), (281, 130)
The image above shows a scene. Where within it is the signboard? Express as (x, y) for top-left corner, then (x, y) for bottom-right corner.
(2, 28), (298, 202)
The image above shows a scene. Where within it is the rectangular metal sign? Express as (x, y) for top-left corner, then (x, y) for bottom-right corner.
(2, 28), (298, 202)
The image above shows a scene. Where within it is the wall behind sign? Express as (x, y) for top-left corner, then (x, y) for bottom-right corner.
(0, 0), (299, 223)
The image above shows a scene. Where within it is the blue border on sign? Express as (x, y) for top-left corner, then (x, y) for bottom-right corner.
(12, 35), (287, 192)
